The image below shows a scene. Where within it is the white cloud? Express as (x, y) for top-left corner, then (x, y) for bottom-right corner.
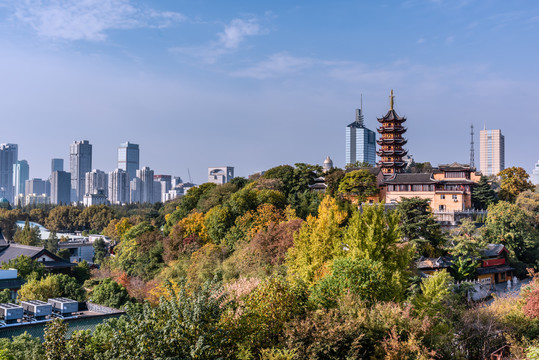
(445, 35), (455, 44)
(170, 18), (262, 63)
(231, 53), (313, 79)
(416, 38), (425, 44)
(218, 18), (260, 49)
(12, 0), (185, 41)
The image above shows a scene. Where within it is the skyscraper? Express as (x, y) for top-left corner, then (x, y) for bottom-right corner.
(136, 166), (154, 203)
(51, 158), (64, 173)
(118, 142), (139, 181)
(25, 178), (48, 196)
(346, 107), (376, 166)
(85, 169), (108, 197)
(0, 144), (18, 202)
(51, 171), (71, 205)
(70, 140), (92, 202)
(108, 169), (130, 205)
(13, 160), (29, 198)
(479, 129), (505, 176)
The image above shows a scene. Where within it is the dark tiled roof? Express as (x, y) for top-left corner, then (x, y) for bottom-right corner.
(476, 265), (514, 275)
(383, 173), (436, 184)
(377, 109), (406, 121)
(481, 244), (508, 258)
(0, 244), (42, 263)
(0, 244), (74, 269)
(438, 162), (473, 171)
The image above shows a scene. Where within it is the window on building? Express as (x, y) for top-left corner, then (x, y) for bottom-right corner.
(440, 194), (445, 199)
(439, 205), (446, 211)
(452, 194), (458, 200)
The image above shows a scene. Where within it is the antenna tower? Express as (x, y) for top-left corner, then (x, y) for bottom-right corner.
(470, 124), (475, 168)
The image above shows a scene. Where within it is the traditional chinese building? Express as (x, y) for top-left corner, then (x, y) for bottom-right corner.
(376, 90), (408, 175)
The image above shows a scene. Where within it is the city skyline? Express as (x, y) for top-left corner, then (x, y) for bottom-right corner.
(0, 1), (538, 183)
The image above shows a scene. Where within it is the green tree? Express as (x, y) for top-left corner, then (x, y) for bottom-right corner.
(287, 196), (347, 285)
(413, 270), (454, 316)
(337, 169), (379, 203)
(262, 165), (296, 195)
(324, 168), (345, 196)
(89, 278), (233, 359)
(13, 219), (41, 246)
(482, 201), (539, 272)
(43, 231), (58, 253)
(45, 206), (82, 232)
(0, 332), (44, 360)
(1, 255), (44, 280)
(0, 289), (11, 303)
(311, 257), (403, 308)
(236, 276), (306, 352)
(345, 161), (373, 169)
(204, 205), (233, 243)
(92, 238), (107, 264)
(56, 248), (71, 260)
(397, 197), (443, 255)
(77, 205), (115, 232)
(72, 260), (91, 284)
(498, 166), (534, 202)
(516, 191), (539, 227)
(472, 176), (497, 210)
(18, 274), (86, 302)
(89, 278), (131, 308)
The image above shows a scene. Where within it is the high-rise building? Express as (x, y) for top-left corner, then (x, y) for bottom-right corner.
(51, 171), (71, 205)
(51, 158), (64, 173)
(0, 144), (18, 202)
(118, 142), (139, 181)
(85, 169), (108, 197)
(108, 169), (130, 205)
(208, 167), (234, 185)
(70, 140), (92, 202)
(13, 160), (29, 198)
(154, 175), (172, 203)
(346, 106), (376, 166)
(479, 129), (505, 176)
(136, 167), (154, 203)
(130, 177), (142, 203)
(25, 178), (48, 196)
(376, 90), (408, 175)
(532, 160), (539, 186)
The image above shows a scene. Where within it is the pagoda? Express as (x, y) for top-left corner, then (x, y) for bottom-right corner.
(376, 90), (408, 175)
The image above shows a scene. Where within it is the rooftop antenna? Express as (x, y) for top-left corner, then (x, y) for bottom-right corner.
(355, 94), (364, 127)
(470, 123), (475, 168)
(187, 168), (192, 183)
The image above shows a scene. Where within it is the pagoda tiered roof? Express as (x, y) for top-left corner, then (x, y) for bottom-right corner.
(377, 149), (408, 156)
(376, 138), (407, 145)
(377, 109), (406, 123)
(377, 126), (406, 134)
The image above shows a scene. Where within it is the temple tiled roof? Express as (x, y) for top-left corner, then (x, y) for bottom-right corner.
(481, 244), (508, 258)
(0, 244), (75, 269)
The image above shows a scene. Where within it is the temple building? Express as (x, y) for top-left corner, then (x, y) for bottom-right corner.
(376, 90), (408, 175)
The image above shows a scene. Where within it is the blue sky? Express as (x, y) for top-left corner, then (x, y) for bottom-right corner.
(0, 0), (537, 183)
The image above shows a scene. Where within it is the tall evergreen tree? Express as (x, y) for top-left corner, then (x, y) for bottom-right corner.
(396, 197), (443, 256)
(472, 176), (497, 209)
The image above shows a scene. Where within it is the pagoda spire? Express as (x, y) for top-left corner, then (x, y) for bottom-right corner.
(389, 89), (394, 111)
